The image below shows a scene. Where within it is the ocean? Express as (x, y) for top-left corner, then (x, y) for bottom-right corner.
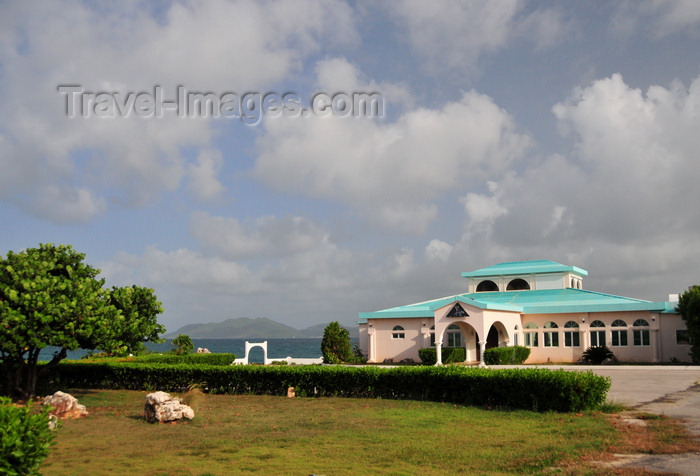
(38, 338), (358, 364)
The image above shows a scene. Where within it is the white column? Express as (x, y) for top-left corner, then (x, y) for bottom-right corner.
(436, 340), (443, 366)
(478, 340), (487, 367)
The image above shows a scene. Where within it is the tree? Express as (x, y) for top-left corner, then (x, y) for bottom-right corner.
(677, 285), (700, 364)
(172, 334), (193, 355)
(0, 243), (163, 399)
(105, 285), (165, 356)
(321, 321), (352, 364)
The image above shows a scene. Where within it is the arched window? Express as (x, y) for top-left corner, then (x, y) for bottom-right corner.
(543, 321), (559, 347)
(633, 319), (650, 347)
(577, 281), (582, 289)
(524, 322), (538, 347)
(476, 280), (499, 292)
(611, 320), (628, 347)
(430, 325), (436, 347)
(514, 325), (520, 346)
(571, 278), (575, 288)
(507, 278), (530, 291)
(564, 320), (580, 347)
(446, 323), (462, 347)
(392, 325), (405, 339)
(590, 320), (606, 347)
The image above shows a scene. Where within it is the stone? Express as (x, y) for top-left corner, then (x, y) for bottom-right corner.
(144, 391), (195, 423)
(196, 347), (211, 353)
(42, 391), (88, 420)
(287, 387), (296, 398)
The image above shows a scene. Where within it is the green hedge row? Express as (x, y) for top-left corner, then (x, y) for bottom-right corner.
(124, 353), (236, 366)
(40, 361), (610, 412)
(418, 347), (466, 365)
(483, 346), (531, 365)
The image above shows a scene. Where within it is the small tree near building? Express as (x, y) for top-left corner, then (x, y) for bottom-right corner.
(321, 321), (352, 364)
(677, 285), (700, 363)
(172, 334), (194, 355)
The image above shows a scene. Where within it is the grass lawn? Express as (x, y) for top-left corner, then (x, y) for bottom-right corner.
(40, 389), (695, 475)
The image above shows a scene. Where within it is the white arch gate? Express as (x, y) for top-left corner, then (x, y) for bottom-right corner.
(233, 341), (269, 365)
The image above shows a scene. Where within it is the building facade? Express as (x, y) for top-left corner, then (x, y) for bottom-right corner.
(358, 260), (691, 364)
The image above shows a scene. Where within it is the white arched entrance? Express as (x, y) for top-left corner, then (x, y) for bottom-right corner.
(237, 341), (269, 365)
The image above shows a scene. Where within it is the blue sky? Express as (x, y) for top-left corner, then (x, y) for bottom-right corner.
(2, 1), (700, 332)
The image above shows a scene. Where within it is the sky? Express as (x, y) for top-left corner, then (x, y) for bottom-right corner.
(1, 0), (700, 333)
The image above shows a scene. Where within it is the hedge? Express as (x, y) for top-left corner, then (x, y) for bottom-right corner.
(483, 346), (531, 365)
(39, 361), (610, 412)
(418, 347), (466, 365)
(125, 353), (236, 366)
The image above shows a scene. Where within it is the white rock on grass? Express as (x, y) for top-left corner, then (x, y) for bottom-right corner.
(144, 391), (195, 423)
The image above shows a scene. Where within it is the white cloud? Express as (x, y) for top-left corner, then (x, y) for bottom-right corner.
(0, 0), (358, 222)
(425, 239), (453, 263)
(255, 59), (531, 233)
(187, 149), (225, 201)
(389, 0), (569, 73)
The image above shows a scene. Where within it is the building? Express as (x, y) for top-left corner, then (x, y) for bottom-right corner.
(358, 260), (691, 364)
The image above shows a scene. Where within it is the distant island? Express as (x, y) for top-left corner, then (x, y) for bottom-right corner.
(165, 317), (358, 340)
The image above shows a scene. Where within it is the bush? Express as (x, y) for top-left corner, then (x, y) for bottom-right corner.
(129, 353), (236, 366)
(581, 346), (615, 364)
(321, 322), (352, 364)
(172, 335), (193, 355)
(418, 347), (466, 365)
(40, 361), (611, 412)
(0, 397), (58, 476)
(483, 346), (531, 365)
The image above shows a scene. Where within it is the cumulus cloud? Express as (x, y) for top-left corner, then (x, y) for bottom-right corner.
(389, 0), (569, 73)
(255, 58), (531, 233)
(0, 0), (358, 222)
(187, 149), (225, 201)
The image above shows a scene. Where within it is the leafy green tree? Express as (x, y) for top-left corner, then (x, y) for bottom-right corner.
(105, 285), (165, 357)
(0, 243), (164, 399)
(321, 321), (352, 364)
(172, 334), (193, 355)
(677, 285), (700, 363)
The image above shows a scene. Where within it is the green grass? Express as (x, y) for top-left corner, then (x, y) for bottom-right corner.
(39, 389), (620, 475)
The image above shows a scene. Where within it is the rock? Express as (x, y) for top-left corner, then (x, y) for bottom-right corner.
(144, 391), (195, 423)
(287, 387), (296, 398)
(42, 391), (88, 420)
(196, 347), (211, 353)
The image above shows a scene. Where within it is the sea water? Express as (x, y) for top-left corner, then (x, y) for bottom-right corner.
(38, 338), (358, 364)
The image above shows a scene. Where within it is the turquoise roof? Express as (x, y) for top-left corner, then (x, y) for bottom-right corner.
(357, 288), (673, 323)
(461, 259), (588, 278)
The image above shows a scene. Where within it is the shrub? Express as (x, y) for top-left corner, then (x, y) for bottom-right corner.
(483, 346), (531, 365)
(581, 346), (615, 364)
(172, 335), (193, 355)
(418, 347), (466, 365)
(321, 322), (352, 364)
(40, 361), (611, 412)
(129, 353), (236, 366)
(0, 397), (58, 476)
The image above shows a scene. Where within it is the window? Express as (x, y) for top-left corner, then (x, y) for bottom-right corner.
(524, 322), (538, 347)
(514, 325), (519, 346)
(611, 319), (628, 347)
(392, 325), (405, 339)
(633, 319), (650, 346)
(590, 320), (606, 347)
(430, 325), (435, 346)
(543, 321), (559, 347)
(564, 321), (580, 347)
(676, 330), (691, 345)
(507, 278), (530, 291)
(446, 303), (469, 317)
(476, 280), (499, 292)
(446, 324), (462, 347)
(570, 278), (575, 288)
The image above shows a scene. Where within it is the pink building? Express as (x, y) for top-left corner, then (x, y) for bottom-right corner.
(358, 260), (690, 365)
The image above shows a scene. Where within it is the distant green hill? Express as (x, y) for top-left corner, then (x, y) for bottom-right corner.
(165, 317), (358, 339)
